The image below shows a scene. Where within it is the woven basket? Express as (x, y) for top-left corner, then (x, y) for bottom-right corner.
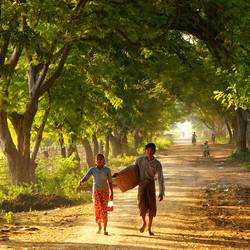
(113, 165), (139, 192)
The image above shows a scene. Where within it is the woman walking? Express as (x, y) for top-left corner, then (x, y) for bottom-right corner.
(80, 153), (113, 235)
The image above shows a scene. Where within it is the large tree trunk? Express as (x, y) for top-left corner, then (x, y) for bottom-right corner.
(0, 0), (88, 184)
(7, 154), (36, 185)
(92, 134), (99, 157)
(0, 105), (37, 184)
(82, 137), (95, 168)
(236, 108), (249, 152)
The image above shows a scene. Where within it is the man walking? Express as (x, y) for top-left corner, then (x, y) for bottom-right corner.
(114, 143), (165, 235)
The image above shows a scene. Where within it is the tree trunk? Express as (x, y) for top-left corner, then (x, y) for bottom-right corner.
(92, 134), (99, 157)
(67, 134), (80, 167)
(231, 116), (238, 145)
(225, 121), (233, 144)
(0, 108), (37, 184)
(121, 131), (129, 155)
(8, 154), (36, 185)
(134, 129), (143, 153)
(247, 124), (250, 149)
(236, 108), (248, 152)
(82, 137), (95, 168)
(31, 108), (50, 162)
(58, 130), (66, 158)
(98, 140), (104, 154)
(105, 135), (109, 162)
(109, 133), (121, 157)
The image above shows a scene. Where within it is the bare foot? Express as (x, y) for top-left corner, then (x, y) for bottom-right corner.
(104, 231), (108, 235)
(148, 230), (154, 236)
(139, 223), (146, 233)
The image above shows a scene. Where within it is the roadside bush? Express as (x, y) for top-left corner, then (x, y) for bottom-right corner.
(36, 154), (90, 199)
(215, 137), (231, 144)
(230, 150), (250, 162)
(109, 155), (135, 171)
(0, 153), (9, 186)
(0, 184), (33, 203)
(154, 137), (172, 150)
(246, 163), (250, 172)
(136, 137), (172, 154)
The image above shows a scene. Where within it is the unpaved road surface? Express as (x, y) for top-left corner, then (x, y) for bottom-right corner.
(1, 143), (250, 249)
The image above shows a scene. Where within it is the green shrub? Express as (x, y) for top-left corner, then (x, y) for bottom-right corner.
(5, 211), (14, 224)
(136, 137), (172, 154)
(230, 150), (250, 162)
(245, 163), (250, 171)
(0, 184), (33, 203)
(109, 155), (135, 171)
(153, 137), (172, 150)
(0, 153), (9, 186)
(215, 137), (231, 144)
(36, 154), (87, 199)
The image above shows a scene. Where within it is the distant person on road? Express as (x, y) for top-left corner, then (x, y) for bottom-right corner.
(211, 133), (216, 144)
(113, 143), (165, 236)
(203, 141), (210, 157)
(79, 153), (113, 235)
(192, 132), (197, 145)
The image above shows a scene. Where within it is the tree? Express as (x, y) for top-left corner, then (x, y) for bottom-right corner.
(0, 0), (90, 184)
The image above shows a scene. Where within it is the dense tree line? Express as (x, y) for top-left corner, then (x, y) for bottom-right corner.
(0, 0), (249, 184)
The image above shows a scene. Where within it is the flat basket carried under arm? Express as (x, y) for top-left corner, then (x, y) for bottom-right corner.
(113, 165), (139, 192)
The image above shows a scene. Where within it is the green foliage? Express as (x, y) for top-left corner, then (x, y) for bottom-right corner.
(214, 137), (230, 144)
(230, 150), (250, 162)
(109, 155), (135, 171)
(153, 137), (172, 151)
(36, 154), (86, 199)
(1, 0), (250, 185)
(214, 65), (250, 110)
(136, 137), (172, 154)
(0, 153), (9, 186)
(4, 211), (14, 224)
(0, 184), (33, 203)
(245, 163), (250, 172)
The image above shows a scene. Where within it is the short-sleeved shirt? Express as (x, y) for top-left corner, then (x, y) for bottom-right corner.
(82, 166), (112, 191)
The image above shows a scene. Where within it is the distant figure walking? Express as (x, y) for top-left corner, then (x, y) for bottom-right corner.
(79, 154), (113, 235)
(203, 141), (210, 157)
(211, 133), (216, 144)
(192, 132), (197, 145)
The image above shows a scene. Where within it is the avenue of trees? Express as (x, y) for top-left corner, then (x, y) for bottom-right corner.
(0, 0), (250, 184)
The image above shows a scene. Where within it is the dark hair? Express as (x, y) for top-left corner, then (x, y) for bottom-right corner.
(96, 153), (105, 159)
(145, 143), (156, 152)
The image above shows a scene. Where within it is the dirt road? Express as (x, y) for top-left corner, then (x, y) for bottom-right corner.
(1, 143), (250, 249)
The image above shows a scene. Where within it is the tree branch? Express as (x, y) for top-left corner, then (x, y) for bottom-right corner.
(74, 0), (89, 13)
(7, 47), (22, 70)
(38, 44), (72, 97)
(0, 32), (11, 66)
(31, 107), (50, 162)
(0, 110), (18, 156)
(115, 28), (140, 47)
